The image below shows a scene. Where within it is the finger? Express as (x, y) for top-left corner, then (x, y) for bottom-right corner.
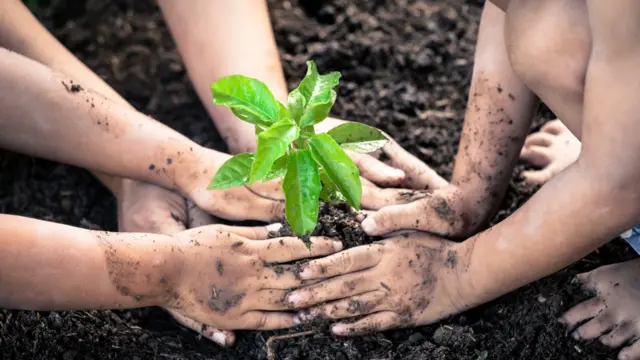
(250, 236), (343, 263)
(239, 311), (297, 330)
(560, 297), (605, 331)
(216, 223), (282, 240)
(331, 311), (401, 336)
(383, 141), (448, 190)
(347, 151), (405, 187)
(520, 145), (553, 167)
(297, 290), (387, 322)
(361, 183), (417, 210)
(296, 244), (384, 280)
(247, 180), (285, 201)
(540, 119), (566, 135)
(521, 169), (555, 184)
(618, 337), (640, 360)
(600, 322), (635, 348)
(523, 132), (555, 147)
(167, 309), (235, 346)
(361, 200), (456, 236)
(243, 196), (285, 222)
(187, 200), (217, 229)
(286, 273), (375, 308)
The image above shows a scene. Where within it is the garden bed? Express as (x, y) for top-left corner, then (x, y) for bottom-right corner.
(0, 0), (631, 359)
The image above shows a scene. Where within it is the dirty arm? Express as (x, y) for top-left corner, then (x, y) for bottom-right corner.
(0, 48), (219, 195)
(0, 214), (177, 310)
(360, 2), (538, 237)
(0, 0), (144, 196)
(157, 0), (287, 154)
(449, 1), (538, 230)
(457, 0), (640, 310)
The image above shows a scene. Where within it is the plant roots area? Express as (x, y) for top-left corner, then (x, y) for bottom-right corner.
(0, 0), (633, 359)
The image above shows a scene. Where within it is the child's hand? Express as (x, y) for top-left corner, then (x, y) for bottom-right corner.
(285, 232), (471, 335)
(318, 117), (448, 190)
(161, 224), (344, 330)
(116, 179), (235, 346)
(179, 148), (286, 223)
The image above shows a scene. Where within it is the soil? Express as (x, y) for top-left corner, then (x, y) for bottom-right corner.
(0, 0), (634, 359)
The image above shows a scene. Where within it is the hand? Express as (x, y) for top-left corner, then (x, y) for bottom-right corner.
(284, 233), (470, 335)
(163, 224), (344, 330)
(318, 117), (448, 190)
(116, 179), (233, 346)
(180, 148), (286, 223)
(360, 184), (483, 239)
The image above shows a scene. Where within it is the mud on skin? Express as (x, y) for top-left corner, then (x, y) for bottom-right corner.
(0, 0), (625, 359)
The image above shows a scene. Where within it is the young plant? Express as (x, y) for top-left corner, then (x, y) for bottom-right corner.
(208, 61), (388, 236)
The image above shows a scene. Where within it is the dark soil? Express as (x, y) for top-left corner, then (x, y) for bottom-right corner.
(0, 0), (634, 359)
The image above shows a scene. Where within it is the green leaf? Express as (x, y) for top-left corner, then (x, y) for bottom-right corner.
(287, 61), (341, 128)
(211, 75), (282, 128)
(283, 149), (322, 235)
(250, 120), (299, 183)
(327, 122), (389, 153)
(319, 169), (346, 202)
(308, 133), (361, 209)
(208, 153), (254, 190)
(262, 154), (288, 182)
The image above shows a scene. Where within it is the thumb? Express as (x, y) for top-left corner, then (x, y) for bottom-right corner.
(361, 202), (423, 236)
(167, 309), (236, 347)
(347, 151), (406, 187)
(521, 169), (554, 184)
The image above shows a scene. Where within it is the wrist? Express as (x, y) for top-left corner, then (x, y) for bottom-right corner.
(117, 233), (185, 307)
(173, 145), (228, 197)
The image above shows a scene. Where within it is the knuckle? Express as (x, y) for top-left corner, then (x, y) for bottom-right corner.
(255, 313), (269, 329)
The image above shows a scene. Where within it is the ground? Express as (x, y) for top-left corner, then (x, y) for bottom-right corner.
(0, 0), (634, 359)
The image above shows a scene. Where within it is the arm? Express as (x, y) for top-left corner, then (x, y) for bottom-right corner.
(0, 214), (342, 330)
(460, 0), (640, 306)
(0, 214), (176, 310)
(0, 0), (139, 195)
(361, 2), (539, 237)
(157, 0), (287, 154)
(0, 47), (212, 195)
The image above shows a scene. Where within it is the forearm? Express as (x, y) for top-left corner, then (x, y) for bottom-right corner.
(0, 48), (210, 193)
(158, 0), (287, 153)
(0, 214), (179, 310)
(459, 163), (639, 307)
(0, 0), (136, 195)
(451, 2), (538, 227)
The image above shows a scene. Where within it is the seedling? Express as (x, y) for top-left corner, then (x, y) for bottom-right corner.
(208, 61), (388, 236)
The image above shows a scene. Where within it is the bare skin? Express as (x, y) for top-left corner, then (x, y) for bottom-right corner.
(0, 215), (343, 330)
(520, 119), (582, 184)
(292, 2), (640, 359)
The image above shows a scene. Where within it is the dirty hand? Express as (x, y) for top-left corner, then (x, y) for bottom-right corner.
(179, 148), (285, 223)
(162, 224), (344, 331)
(360, 183), (484, 239)
(116, 179), (234, 346)
(318, 117), (448, 189)
(284, 232), (469, 335)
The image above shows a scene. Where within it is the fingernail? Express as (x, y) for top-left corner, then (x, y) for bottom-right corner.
(571, 331), (581, 340)
(298, 266), (312, 280)
(212, 332), (226, 346)
(287, 293), (301, 306)
(333, 241), (344, 251)
(332, 324), (347, 335)
(267, 223), (283, 232)
(292, 315), (302, 326)
(361, 218), (377, 234)
(392, 169), (405, 178)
